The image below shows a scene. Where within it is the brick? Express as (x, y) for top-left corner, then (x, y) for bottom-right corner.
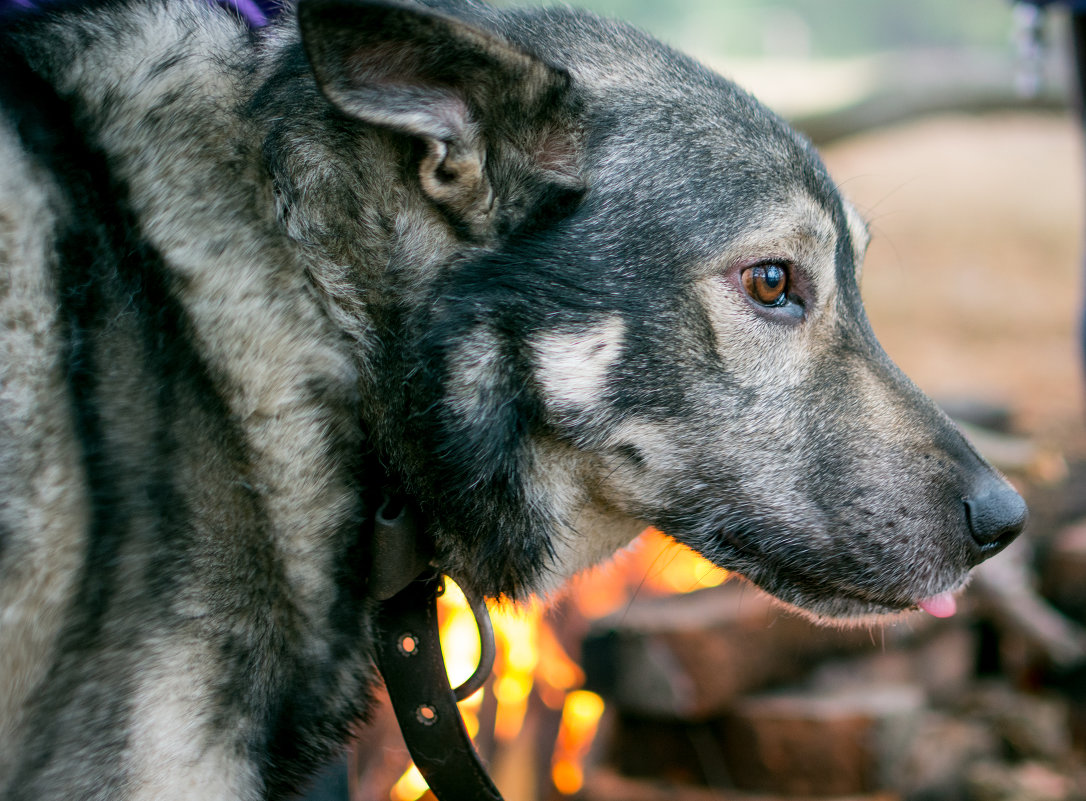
(892, 712), (999, 801)
(965, 683), (1073, 762)
(607, 713), (728, 787)
(809, 626), (976, 703)
(719, 685), (925, 797)
(577, 767), (900, 801)
(967, 760), (1086, 801)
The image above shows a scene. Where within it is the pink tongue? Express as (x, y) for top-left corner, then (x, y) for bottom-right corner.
(917, 592), (957, 618)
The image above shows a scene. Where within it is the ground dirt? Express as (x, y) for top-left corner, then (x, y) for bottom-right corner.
(820, 112), (1085, 452)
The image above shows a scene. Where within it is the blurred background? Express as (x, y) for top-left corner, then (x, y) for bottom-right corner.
(347, 2), (1086, 800)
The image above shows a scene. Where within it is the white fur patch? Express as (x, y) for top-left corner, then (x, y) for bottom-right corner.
(128, 641), (259, 801)
(546, 504), (649, 593)
(524, 440), (648, 596)
(533, 316), (625, 411)
(597, 418), (684, 510)
(446, 326), (504, 419)
(0, 123), (89, 786)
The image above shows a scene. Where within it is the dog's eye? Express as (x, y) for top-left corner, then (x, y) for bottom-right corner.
(741, 263), (788, 306)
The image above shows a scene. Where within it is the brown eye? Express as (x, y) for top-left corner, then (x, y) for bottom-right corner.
(741, 263), (788, 306)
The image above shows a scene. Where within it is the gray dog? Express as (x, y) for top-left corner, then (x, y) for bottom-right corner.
(0, 0), (1026, 798)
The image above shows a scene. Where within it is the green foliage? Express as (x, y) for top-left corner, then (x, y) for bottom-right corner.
(490, 0), (1016, 58)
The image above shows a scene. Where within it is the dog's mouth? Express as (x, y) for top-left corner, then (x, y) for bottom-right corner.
(663, 498), (985, 625)
(745, 569), (974, 625)
(914, 590), (960, 618)
(695, 533), (973, 624)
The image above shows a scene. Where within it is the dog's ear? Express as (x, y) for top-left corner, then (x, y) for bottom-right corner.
(298, 0), (582, 239)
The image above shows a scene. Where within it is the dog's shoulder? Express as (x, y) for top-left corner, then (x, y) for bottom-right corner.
(0, 37), (101, 787)
(0, 6), (377, 794)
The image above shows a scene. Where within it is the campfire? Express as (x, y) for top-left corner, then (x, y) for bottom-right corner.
(354, 484), (1086, 801)
(357, 528), (728, 801)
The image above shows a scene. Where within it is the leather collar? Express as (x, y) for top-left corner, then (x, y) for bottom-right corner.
(370, 497), (503, 801)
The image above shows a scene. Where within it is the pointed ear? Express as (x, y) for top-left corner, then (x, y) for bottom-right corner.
(298, 0), (583, 239)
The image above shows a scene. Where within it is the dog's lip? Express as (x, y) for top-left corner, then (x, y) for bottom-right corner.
(695, 533), (970, 620)
(736, 565), (926, 620)
(775, 580), (967, 622)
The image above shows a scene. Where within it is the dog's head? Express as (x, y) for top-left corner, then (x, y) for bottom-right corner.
(296, 0), (1026, 621)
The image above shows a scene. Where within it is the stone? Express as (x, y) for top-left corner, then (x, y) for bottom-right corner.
(577, 767), (901, 801)
(967, 761), (1086, 801)
(719, 685), (925, 797)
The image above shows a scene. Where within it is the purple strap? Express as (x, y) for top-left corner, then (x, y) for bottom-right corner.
(222, 0), (268, 28)
(0, 0), (272, 27)
(224, 0), (267, 28)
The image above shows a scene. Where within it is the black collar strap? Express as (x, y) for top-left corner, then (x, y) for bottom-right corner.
(370, 497), (503, 801)
(375, 574), (503, 801)
(369, 495), (434, 602)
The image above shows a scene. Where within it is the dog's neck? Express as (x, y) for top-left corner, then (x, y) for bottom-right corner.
(13, 2), (617, 605)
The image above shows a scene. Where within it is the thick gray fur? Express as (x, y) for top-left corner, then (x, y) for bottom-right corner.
(0, 0), (1025, 798)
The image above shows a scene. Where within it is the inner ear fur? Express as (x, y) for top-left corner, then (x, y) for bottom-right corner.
(298, 0), (584, 239)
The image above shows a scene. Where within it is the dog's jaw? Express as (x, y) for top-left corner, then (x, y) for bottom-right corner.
(683, 520), (980, 625)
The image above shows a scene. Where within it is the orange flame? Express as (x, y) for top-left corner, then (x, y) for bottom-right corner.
(389, 527), (727, 800)
(551, 690), (606, 795)
(630, 527), (729, 595)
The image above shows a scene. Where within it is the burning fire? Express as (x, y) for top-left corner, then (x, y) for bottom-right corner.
(388, 527), (728, 801)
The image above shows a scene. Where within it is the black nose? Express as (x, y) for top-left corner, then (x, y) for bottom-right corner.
(964, 478), (1027, 557)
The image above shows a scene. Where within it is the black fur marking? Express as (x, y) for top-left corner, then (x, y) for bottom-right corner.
(0, 27), (373, 796)
(0, 39), (137, 793)
(612, 443), (645, 471)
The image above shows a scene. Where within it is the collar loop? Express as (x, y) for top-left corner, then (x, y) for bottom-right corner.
(375, 573), (504, 801)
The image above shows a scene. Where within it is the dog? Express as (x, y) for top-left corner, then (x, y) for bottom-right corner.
(0, 0), (1027, 797)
